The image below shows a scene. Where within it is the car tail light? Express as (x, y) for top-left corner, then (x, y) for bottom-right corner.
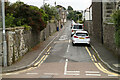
(86, 37), (90, 38)
(74, 36), (78, 38)
(72, 30), (74, 32)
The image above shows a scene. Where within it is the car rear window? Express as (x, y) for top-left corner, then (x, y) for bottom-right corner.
(73, 25), (82, 29)
(76, 33), (88, 36)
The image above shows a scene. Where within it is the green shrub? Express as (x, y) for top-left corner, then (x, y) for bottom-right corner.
(115, 30), (120, 47)
(5, 13), (15, 27)
(23, 25), (31, 31)
(111, 10), (120, 47)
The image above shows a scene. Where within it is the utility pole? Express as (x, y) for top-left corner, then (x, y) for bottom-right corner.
(2, 0), (7, 66)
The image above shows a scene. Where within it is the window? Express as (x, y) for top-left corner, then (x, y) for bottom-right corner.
(76, 33), (88, 36)
(73, 25), (83, 29)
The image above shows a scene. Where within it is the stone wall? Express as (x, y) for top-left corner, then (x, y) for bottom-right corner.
(103, 23), (120, 56)
(5, 22), (57, 66)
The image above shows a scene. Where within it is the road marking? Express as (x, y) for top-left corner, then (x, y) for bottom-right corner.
(59, 35), (68, 41)
(85, 47), (120, 76)
(3, 28), (60, 75)
(38, 55), (48, 67)
(65, 73), (80, 75)
(30, 33), (59, 66)
(4, 73), (19, 75)
(67, 45), (70, 53)
(44, 73), (59, 75)
(48, 53), (50, 55)
(86, 74), (101, 76)
(47, 47), (51, 53)
(113, 64), (120, 68)
(26, 73), (38, 75)
(67, 71), (80, 73)
(92, 55), (97, 62)
(64, 59), (80, 76)
(69, 39), (71, 43)
(64, 59), (68, 75)
(85, 47), (92, 57)
(108, 74), (118, 77)
(34, 55), (46, 66)
(85, 71), (100, 74)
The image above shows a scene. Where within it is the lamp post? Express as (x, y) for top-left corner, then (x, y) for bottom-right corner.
(2, 0), (7, 66)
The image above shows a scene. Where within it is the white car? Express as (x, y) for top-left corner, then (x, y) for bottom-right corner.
(71, 23), (83, 37)
(72, 31), (90, 46)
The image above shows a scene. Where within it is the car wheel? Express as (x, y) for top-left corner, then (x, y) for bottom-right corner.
(71, 34), (73, 37)
(72, 42), (75, 46)
(87, 44), (90, 47)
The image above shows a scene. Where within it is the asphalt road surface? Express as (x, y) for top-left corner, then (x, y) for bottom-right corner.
(2, 21), (120, 79)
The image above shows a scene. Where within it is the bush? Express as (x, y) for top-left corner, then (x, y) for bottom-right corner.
(111, 10), (120, 47)
(115, 30), (120, 47)
(5, 13), (15, 27)
(5, 2), (47, 32)
(23, 24), (31, 31)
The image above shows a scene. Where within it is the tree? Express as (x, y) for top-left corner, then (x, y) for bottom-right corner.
(67, 10), (82, 23)
(5, 2), (47, 32)
(67, 6), (73, 11)
(41, 4), (59, 21)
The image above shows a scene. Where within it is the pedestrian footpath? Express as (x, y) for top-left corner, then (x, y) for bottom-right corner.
(2, 30), (60, 73)
(2, 21), (68, 73)
(90, 36), (120, 73)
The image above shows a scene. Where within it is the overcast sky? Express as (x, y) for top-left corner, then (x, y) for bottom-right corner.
(8, 0), (92, 10)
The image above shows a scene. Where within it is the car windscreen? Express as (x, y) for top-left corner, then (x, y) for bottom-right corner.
(76, 33), (88, 36)
(73, 25), (82, 29)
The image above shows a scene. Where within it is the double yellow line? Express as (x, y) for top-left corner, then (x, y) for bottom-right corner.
(85, 47), (120, 76)
(34, 47), (51, 67)
(3, 47), (52, 75)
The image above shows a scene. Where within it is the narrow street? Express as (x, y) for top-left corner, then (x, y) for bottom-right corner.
(2, 21), (119, 79)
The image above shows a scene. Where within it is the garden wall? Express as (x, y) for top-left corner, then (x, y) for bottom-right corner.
(103, 23), (120, 56)
(3, 22), (57, 66)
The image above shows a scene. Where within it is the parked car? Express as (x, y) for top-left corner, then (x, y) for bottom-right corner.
(71, 23), (83, 37)
(71, 20), (76, 28)
(72, 31), (90, 46)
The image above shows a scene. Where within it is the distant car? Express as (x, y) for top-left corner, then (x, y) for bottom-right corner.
(71, 23), (83, 37)
(71, 20), (76, 28)
(72, 31), (90, 46)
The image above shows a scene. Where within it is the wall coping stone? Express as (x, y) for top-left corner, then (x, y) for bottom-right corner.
(0, 27), (24, 31)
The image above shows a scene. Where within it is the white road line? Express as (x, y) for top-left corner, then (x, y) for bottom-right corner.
(44, 73), (59, 75)
(67, 71), (80, 73)
(64, 59), (80, 76)
(4, 73), (19, 75)
(86, 74), (101, 76)
(26, 73), (38, 75)
(65, 73), (80, 76)
(64, 59), (68, 75)
(69, 39), (71, 43)
(108, 74), (118, 77)
(67, 45), (70, 53)
(113, 64), (120, 68)
(85, 71), (100, 74)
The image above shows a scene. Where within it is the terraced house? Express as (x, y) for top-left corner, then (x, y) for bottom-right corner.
(85, 0), (120, 57)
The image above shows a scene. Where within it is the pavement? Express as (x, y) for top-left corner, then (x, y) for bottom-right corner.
(90, 36), (120, 74)
(2, 22), (120, 75)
